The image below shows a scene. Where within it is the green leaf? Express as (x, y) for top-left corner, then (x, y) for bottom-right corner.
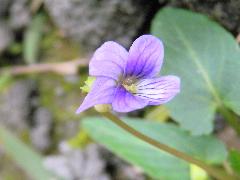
(82, 117), (227, 180)
(151, 8), (240, 135)
(228, 149), (240, 176)
(0, 126), (56, 180)
(23, 13), (46, 64)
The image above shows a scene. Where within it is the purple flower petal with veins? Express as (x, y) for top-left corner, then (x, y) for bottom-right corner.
(76, 35), (180, 113)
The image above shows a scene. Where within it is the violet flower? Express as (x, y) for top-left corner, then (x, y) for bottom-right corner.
(76, 35), (180, 113)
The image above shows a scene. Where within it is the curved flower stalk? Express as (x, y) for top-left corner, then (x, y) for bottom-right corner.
(76, 35), (180, 113)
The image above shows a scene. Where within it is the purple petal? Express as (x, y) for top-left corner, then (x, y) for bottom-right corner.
(135, 76), (180, 105)
(125, 35), (164, 78)
(112, 86), (148, 112)
(76, 77), (116, 114)
(89, 41), (128, 80)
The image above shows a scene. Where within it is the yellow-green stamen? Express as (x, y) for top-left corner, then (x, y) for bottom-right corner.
(121, 76), (137, 93)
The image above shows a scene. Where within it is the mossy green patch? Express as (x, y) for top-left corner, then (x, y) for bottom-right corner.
(41, 28), (84, 63)
(38, 74), (82, 122)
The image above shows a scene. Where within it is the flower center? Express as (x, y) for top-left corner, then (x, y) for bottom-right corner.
(120, 76), (137, 93)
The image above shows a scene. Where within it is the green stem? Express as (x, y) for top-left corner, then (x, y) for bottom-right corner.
(219, 106), (240, 135)
(101, 112), (237, 180)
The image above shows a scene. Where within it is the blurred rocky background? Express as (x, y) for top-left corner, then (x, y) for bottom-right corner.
(0, 0), (239, 179)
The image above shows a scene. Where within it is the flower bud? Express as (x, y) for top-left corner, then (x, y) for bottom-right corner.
(80, 76), (96, 93)
(94, 104), (112, 113)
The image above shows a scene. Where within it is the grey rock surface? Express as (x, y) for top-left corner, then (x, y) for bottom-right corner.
(30, 107), (52, 152)
(0, 21), (13, 53)
(0, 80), (35, 133)
(0, 0), (30, 53)
(44, 142), (146, 180)
(9, 0), (30, 29)
(102, 149), (146, 180)
(0, 0), (11, 16)
(44, 0), (151, 50)
(44, 143), (110, 180)
(44, 0), (240, 52)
